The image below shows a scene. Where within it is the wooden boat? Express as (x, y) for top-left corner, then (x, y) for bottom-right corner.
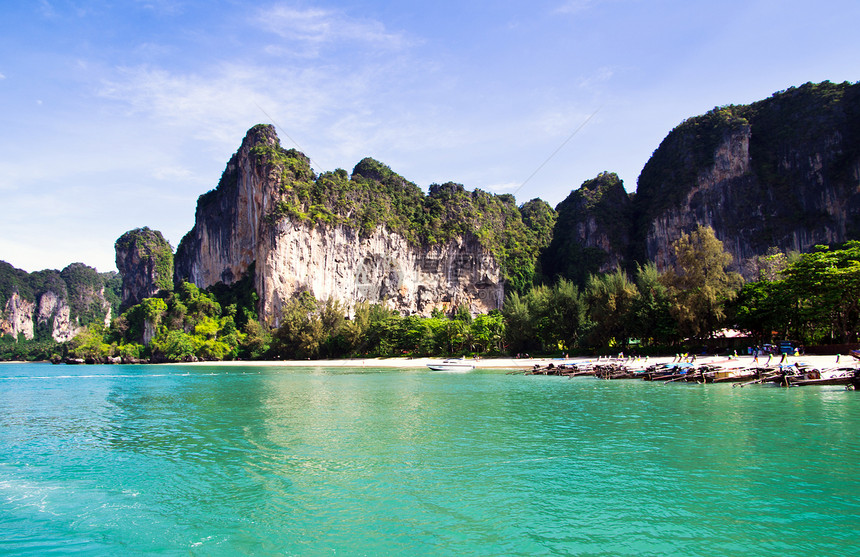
(700, 364), (758, 383)
(789, 367), (858, 386)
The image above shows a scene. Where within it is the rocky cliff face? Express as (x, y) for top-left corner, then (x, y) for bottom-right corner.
(35, 291), (76, 342)
(175, 125), (283, 289)
(633, 81), (860, 277)
(540, 172), (632, 285)
(175, 125), (505, 323)
(0, 292), (36, 340)
(258, 221), (502, 324)
(0, 262), (113, 342)
(116, 227), (174, 309)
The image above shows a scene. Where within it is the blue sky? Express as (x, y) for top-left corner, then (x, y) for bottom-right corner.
(1, 0), (858, 273)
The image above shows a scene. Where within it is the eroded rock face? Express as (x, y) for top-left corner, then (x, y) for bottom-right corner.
(0, 289), (82, 342)
(115, 227), (174, 309)
(540, 172), (632, 285)
(642, 124), (860, 277)
(257, 222), (503, 326)
(174, 125), (505, 322)
(174, 125), (282, 290)
(0, 292), (35, 340)
(630, 82), (860, 278)
(36, 290), (77, 342)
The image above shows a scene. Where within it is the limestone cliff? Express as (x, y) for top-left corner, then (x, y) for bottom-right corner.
(175, 125), (282, 290)
(540, 172), (632, 285)
(115, 227), (174, 309)
(174, 125), (525, 322)
(633, 81), (860, 277)
(258, 221), (503, 324)
(0, 261), (115, 342)
(1, 292), (36, 340)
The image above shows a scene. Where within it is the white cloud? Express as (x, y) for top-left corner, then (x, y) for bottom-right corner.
(99, 63), (339, 149)
(134, 0), (185, 15)
(38, 0), (57, 19)
(153, 166), (195, 181)
(256, 5), (410, 52)
(555, 0), (594, 14)
(0, 72), (5, 80)
(578, 66), (614, 89)
(483, 181), (521, 194)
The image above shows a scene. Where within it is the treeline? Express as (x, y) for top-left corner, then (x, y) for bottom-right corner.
(8, 226), (860, 362)
(59, 285), (506, 363)
(46, 225), (731, 362)
(734, 241), (860, 345)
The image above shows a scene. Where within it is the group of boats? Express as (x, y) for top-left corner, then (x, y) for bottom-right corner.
(520, 355), (860, 389)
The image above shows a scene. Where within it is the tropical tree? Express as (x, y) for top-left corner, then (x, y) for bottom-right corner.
(502, 291), (536, 354)
(548, 278), (589, 351)
(661, 225), (743, 340)
(732, 278), (791, 343)
(584, 268), (639, 349)
(781, 242), (860, 343)
(631, 263), (678, 346)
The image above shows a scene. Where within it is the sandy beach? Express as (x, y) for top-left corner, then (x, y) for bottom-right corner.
(176, 353), (853, 370)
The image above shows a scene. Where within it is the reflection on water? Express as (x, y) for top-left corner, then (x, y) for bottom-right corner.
(1, 363), (859, 555)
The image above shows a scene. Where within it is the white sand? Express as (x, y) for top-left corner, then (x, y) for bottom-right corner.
(177, 353), (853, 370)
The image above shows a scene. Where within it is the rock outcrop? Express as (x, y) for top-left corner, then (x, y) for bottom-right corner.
(174, 125), (281, 291)
(633, 81), (860, 277)
(1, 291), (36, 340)
(174, 125), (507, 323)
(0, 262), (115, 342)
(258, 221), (502, 324)
(540, 172), (632, 284)
(545, 81), (860, 283)
(115, 227), (174, 310)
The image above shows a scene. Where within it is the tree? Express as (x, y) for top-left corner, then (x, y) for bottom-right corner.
(548, 278), (588, 352)
(502, 291), (535, 354)
(781, 242), (860, 343)
(732, 278), (791, 343)
(270, 292), (325, 359)
(631, 263), (678, 346)
(662, 225), (743, 340)
(585, 268), (639, 349)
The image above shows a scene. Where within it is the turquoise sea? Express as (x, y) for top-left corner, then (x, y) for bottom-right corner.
(1, 362), (858, 556)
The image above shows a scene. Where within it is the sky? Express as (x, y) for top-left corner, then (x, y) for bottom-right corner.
(1, 0), (858, 273)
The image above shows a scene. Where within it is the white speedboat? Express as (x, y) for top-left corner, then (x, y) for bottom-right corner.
(427, 359), (475, 372)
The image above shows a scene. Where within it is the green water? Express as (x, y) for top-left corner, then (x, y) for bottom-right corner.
(1, 363), (858, 556)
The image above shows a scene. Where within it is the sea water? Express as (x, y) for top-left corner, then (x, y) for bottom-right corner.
(1, 363), (858, 556)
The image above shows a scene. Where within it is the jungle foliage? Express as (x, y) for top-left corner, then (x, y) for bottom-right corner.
(0, 260), (121, 360)
(67, 277), (258, 363)
(732, 241), (860, 345)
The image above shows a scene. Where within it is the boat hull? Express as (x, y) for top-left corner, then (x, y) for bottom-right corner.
(427, 360), (475, 372)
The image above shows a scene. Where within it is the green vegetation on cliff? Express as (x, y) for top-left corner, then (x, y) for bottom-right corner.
(115, 227), (174, 294)
(240, 127), (557, 292)
(632, 80), (860, 262)
(0, 260), (120, 360)
(0, 261), (117, 332)
(540, 172), (631, 287)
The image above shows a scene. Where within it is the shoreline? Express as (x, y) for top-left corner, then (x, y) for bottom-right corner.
(2, 354), (850, 370)
(175, 353), (850, 370)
